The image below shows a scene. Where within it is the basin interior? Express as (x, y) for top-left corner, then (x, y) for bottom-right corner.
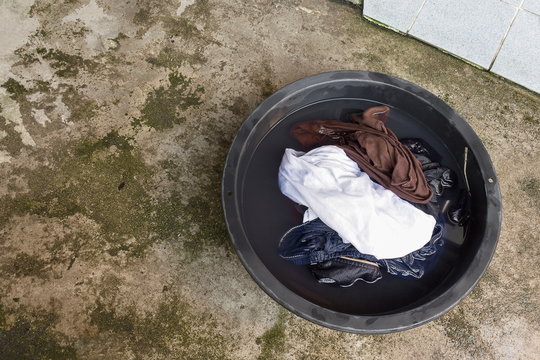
(238, 97), (487, 316)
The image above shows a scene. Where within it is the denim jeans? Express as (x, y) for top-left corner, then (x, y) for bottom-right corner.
(379, 224), (444, 278)
(279, 218), (444, 279)
(278, 218), (368, 266)
(309, 257), (382, 287)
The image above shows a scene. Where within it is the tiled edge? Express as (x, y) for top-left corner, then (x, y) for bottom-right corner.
(500, 0), (521, 6)
(360, 2), (539, 94)
(405, 0), (429, 33)
(361, 20), (485, 70)
(522, 0), (540, 16)
(488, 3), (521, 69)
(408, 0), (516, 69)
(363, 0), (426, 33)
(405, 34), (486, 70)
(362, 15), (407, 35)
(491, 9), (540, 94)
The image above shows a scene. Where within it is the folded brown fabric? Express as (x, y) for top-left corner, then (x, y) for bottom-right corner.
(291, 106), (433, 204)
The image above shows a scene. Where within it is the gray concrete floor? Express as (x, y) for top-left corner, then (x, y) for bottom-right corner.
(0, 0), (539, 359)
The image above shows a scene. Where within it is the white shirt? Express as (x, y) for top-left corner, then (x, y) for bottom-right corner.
(278, 145), (436, 259)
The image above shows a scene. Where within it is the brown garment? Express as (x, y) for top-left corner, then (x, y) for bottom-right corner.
(291, 106), (433, 204)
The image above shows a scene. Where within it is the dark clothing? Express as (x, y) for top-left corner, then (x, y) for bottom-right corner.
(279, 218), (369, 266)
(379, 224), (444, 278)
(291, 106), (433, 204)
(309, 257), (382, 287)
(401, 138), (457, 201)
(279, 218), (444, 280)
(425, 167), (455, 197)
(402, 138), (471, 226)
(448, 189), (471, 226)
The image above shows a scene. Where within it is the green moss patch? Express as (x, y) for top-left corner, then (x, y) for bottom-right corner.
(1, 78), (28, 100)
(132, 0), (217, 49)
(523, 114), (539, 126)
(436, 307), (487, 355)
(154, 127), (233, 258)
(256, 310), (288, 360)
(0, 306), (77, 360)
(37, 48), (99, 78)
(76, 130), (133, 156)
(0, 125), (231, 260)
(14, 46), (100, 79)
(250, 63), (277, 99)
(162, 17), (202, 39)
(260, 70), (276, 98)
(89, 294), (232, 359)
(0, 131), (154, 257)
(133, 72), (204, 130)
(146, 47), (206, 69)
(1, 253), (49, 278)
(0, 116), (25, 155)
(158, 191), (230, 257)
(58, 84), (98, 123)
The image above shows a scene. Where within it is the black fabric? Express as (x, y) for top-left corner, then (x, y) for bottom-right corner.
(425, 167), (455, 197)
(448, 189), (471, 226)
(400, 139), (431, 158)
(402, 138), (470, 226)
(309, 257), (382, 287)
(401, 138), (456, 201)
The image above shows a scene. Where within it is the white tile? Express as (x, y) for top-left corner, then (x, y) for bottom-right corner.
(500, 0), (521, 6)
(363, 0), (426, 32)
(491, 10), (540, 93)
(409, 0), (516, 68)
(522, 0), (540, 15)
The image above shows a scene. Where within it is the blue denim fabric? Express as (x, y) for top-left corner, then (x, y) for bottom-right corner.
(310, 257), (382, 287)
(279, 218), (444, 279)
(278, 219), (366, 266)
(379, 225), (443, 279)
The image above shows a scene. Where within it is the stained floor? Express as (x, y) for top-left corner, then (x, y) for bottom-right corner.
(0, 1), (539, 359)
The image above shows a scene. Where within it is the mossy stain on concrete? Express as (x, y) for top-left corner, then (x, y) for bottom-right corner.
(1, 253), (49, 279)
(0, 116), (25, 155)
(162, 17), (202, 40)
(258, 63), (277, 99)
(256, 309), (288, 360)
(0, 305), (77, 360)
(165, 193), (230, 256)
(37, 48), (99, 78)
(0, 128), (230, 260)
(0, 132), (153, 257)
(76, 130), (133, 156)
(522, 114), (539, 125)
(133, 72), (204, 130)
(155, 132), (233, 258)
(227, 96), (250, 117)
(146, 47), (207, 69)
(436, 307), (487, 355)
(59, 84), (98, 123)
(89, 293), (232, 359)
(1, 78), (28, 100)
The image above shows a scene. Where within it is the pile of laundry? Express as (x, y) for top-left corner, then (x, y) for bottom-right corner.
(277, 106), (469, 287)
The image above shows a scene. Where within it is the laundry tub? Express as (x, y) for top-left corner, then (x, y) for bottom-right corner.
(221, 71), (501, 333)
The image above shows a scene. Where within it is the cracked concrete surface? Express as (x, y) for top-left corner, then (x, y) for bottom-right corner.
(0, 0), (538, 359)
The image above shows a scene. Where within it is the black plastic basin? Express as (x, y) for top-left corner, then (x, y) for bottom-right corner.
(222, 71), (501, 333)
